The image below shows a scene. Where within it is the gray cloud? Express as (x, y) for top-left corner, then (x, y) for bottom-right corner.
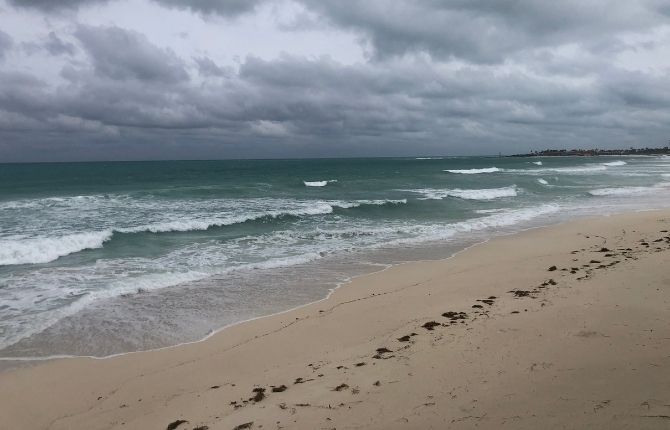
(9, 1), (668, 64)
(151, 0), (267, 17)
(6, 0), (109, 11)
(1, 1), (670, 161)
(2, 48), (670, 161)
(7, 0), (266, 16)
(74, 25), (189, 83)
(194, 56), (230, 77)
(299, 0), (670, 62)
(23, 32), (77, 56)
(0, 30), (13, 60)
(43, 32), (77, 56)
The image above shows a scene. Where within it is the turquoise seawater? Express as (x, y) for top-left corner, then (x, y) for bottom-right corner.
(1, 156), (670, 358)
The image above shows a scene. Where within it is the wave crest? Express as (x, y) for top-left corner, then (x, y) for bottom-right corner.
(588, 183), (669, 197)
(304, 180), (337, 187)
(407, 186), (517, 200)
(444, 167), (500, 174)
(0, 231), (113, 266)
(0, 199), (407, 265)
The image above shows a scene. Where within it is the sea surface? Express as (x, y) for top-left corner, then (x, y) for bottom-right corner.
(2, 156), (670, 358)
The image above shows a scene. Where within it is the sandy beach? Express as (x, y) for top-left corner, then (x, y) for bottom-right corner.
(1, 210), (670, 430)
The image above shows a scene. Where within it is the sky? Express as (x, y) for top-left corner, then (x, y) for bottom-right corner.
(0, 0), (669, 161)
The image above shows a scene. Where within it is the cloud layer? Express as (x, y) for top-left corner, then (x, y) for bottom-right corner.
(1, 0), (669, 161)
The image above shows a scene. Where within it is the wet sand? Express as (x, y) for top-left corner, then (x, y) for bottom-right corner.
(1, 210), (670, 429)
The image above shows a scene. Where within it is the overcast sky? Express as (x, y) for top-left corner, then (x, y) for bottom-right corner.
(1, 0), (669, 161)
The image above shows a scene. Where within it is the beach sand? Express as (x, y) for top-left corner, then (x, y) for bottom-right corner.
(1, 210), (670, 430)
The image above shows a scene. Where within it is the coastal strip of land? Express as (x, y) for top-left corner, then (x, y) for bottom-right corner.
(1, 210), (670, 430)
(509, 145), (670, 157)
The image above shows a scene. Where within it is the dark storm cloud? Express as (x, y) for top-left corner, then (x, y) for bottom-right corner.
(1, 0), (670, 161)
(8, 0), (668, 63)
(74, 25), (189, 83)
(0, 30), (13, 60)
(299, 0), (670, 62)
(7, 0), (266, 16)
(6, 0), (109, 11)
(151, 0), (267, 17)
(2, 46), (670, 161)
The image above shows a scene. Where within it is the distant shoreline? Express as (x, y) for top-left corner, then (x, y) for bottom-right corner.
(510, 146), (670, 157)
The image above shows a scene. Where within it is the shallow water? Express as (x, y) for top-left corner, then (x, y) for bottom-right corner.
(2, 156), (670, 357)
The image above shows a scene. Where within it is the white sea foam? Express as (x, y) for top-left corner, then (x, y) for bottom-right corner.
(537, 178), (549, 185)
(120, 203), (339, 233)
(0, 199), (407, 266)
(0, 200), (558, 354)
(506, 160), (630, 175)
(457, 204), (560, 231)
(0, 231), (113, 266)
(385, 204), (561, 247)
(532, 161), (543, 165)
(444, 167), (501, 174)
(0, 251), (328, 351)
(416, 157), (443, 160)
(505, 165), (608, 174)
(304, 180), (337, 187)
(588, 183), (670, 197)
(407, 186), (517, 200)
(356, 199), (407, 206)
(474, 208), (509, 214)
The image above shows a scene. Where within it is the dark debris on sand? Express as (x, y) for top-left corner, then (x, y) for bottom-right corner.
(166, 420), (188, 430)
(422, 321), (441, 330)
(373, 347), (393, 359)
(251, 387), (265, 402)
(511, 290), (531, 297)
(442, 311), (468, 320)
(233, 422), (254, 430)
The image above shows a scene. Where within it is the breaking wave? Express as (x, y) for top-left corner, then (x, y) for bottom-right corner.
(588, 183), (670, 197)
(0, 231), (113, 266)
(406, 186), (518, 200)
(0, 199), (407, 266)
(304, 180), (337, 187)
(444, 167), (501, 174)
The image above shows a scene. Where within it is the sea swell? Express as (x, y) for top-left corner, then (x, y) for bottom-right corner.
(405, 186), (518, 200)
(0, 199), (407, 266)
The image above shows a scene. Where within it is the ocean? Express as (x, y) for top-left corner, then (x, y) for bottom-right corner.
(1, 156), (670, 359)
